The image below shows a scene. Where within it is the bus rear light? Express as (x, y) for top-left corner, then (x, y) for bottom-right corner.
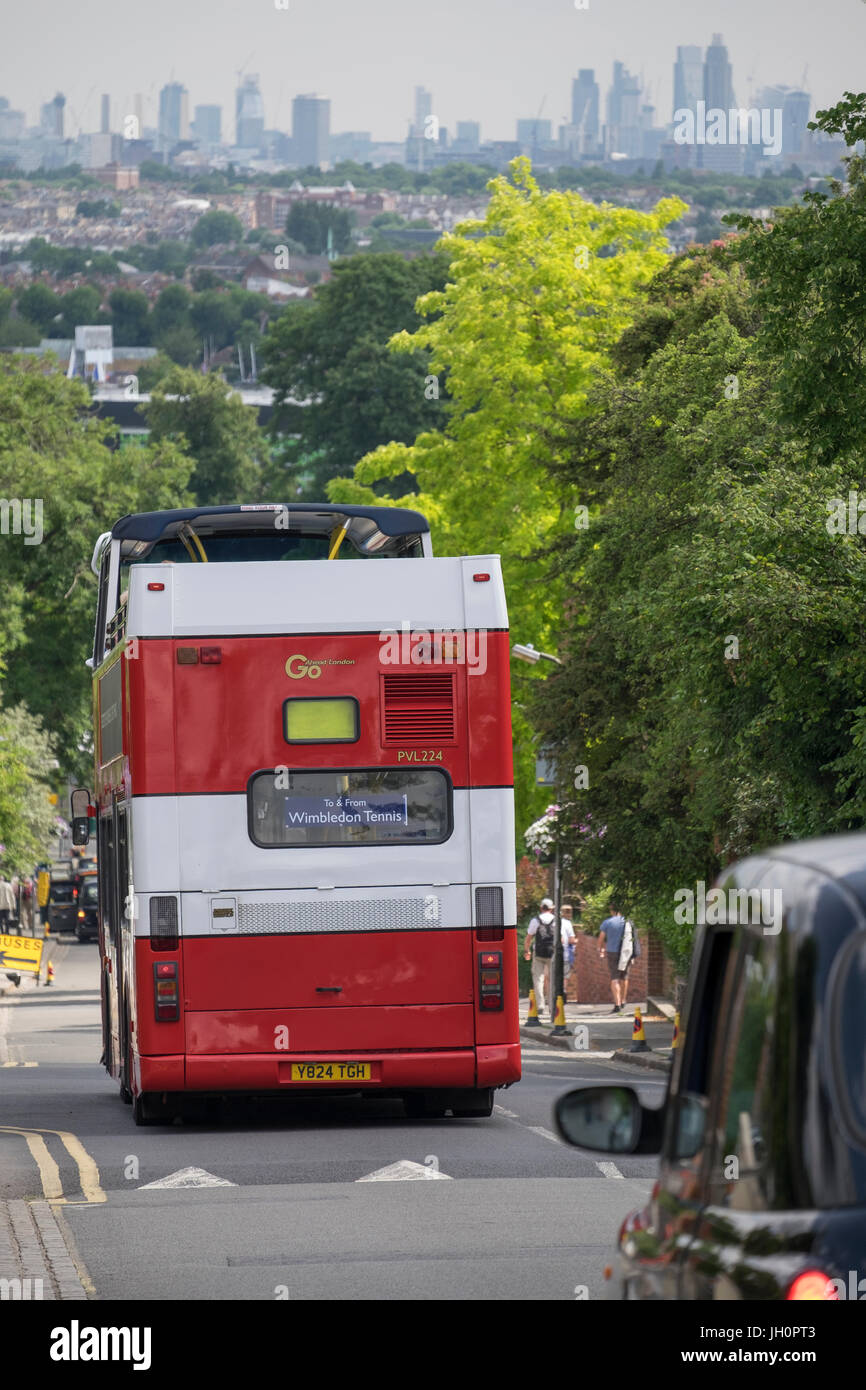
(147, 582), (165, 591)
(153, 961), (179, 1022)
(176, 647), (198, 665)
(477, 928), (504, 941)
(478, 950), (503, 1011)
(150, 896), (178, 950)
(475, 886), (504, 929)
(200, 646), (222, 664)
(473, 573), (490, 582)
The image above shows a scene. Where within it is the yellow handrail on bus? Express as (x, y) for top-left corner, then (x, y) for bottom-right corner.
(327, 521), (350, 560)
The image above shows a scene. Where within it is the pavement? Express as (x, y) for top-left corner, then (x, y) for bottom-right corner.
(518, 999), (674, 1072)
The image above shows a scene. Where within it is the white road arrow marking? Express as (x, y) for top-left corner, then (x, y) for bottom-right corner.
(596, 1161), (625, 1178)
(356, 1160), (452, 1182)
(138, 1166), (237, 1189)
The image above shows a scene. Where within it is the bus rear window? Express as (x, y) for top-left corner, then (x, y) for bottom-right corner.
(248, 768), (452, 847)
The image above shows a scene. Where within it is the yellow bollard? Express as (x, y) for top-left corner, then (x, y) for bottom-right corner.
(629, 1005), (649, 1052)
(672, 1012), (680, 1049)
(525, 987), (542, 1027)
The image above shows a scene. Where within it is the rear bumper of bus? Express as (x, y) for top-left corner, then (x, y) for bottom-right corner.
(135, 1043), (521, 1095)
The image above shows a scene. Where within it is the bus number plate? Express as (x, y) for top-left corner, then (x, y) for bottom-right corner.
(290, 1062), (371, 1081)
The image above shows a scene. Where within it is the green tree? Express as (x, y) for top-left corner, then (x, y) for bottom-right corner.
(727, 91), (866, 463)
(16, 282), (62, 335)
(108, 289), (151, 345)
(285, 202), (353, 255)
(261, 250), (451, 498)
(0, 354), (192, 773)
(0, 704), (59, 874)
(143, 367), (268, 505)
(57, 285), (105, 335)
(190, 209), (244, 247)
(533, 241), (866, 969)
(330, 159), (685, 838)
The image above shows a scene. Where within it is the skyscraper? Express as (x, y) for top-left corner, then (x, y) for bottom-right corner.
(454, 121), (480, 153)
(571, 70), (600, 153)
(413, 86), (433, 137)
(517, 118), (552, 146)
(158, 83), (190, 147)
(101, 94), (110, 134)
(293, 94), (330, 168)
(193, 105), (222, 146)
(236, 75), (265, 149)
(702, 35), (741, 172)
(39, 93), (65, 138)
(606, 62), (642, 157)
(673, 46), (703, 122)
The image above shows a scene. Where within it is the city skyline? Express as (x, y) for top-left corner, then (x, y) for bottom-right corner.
(1, 0), (862, 143)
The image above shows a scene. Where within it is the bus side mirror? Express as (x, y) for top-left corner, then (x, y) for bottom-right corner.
(70, 788), (92, 847)
(71, 817), (90, 848)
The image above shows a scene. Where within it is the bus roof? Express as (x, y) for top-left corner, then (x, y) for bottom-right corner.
(111, 504), (429, 553)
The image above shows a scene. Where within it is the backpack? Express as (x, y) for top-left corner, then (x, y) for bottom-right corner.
(533, 915), (555, 959)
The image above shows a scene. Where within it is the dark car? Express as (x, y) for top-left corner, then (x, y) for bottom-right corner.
(47, 878), (79, 934)
(555, 832), (866, 1301)
(74, 879), (99, 943)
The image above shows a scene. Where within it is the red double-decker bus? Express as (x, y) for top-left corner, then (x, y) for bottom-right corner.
(79, 504), (519, 1124)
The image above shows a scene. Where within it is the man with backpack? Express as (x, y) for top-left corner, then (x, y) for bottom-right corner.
(524, 897), (557, 1021)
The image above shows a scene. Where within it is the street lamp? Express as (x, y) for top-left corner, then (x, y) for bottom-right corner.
(511, 643), (562, 666)
(511, 640), (569, 1036)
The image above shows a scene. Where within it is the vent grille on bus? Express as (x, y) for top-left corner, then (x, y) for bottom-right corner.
(382, 673), (456, 744)
(236, 897), (443, 935)
(475, 886), (504, 928)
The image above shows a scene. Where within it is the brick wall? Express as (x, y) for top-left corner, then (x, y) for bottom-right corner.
(564, 931), (648, 1004)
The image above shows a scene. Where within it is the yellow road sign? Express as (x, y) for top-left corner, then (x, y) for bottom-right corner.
(0, 934), (43, 975)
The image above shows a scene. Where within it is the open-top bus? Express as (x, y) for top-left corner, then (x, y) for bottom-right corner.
(78, 503), (519, 1124)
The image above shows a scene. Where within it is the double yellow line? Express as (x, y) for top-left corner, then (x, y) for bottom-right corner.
(0, 1125), (105, 1204)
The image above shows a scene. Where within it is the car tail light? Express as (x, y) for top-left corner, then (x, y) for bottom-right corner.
(77, 909), (85, 919)
(149, 896), (178, 951)
(153, 960), (179, 1022)
(200, 646), (222, 664)
(478, 950), (503, 1011)
(147, 582), (165, 591)
(786, 1270), (839, 1301)
(473, 573), (490, 582)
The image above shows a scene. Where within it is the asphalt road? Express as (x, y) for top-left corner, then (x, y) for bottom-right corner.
(1, 940), (664, 1300)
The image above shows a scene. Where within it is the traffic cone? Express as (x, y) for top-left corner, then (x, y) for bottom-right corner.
(525, 988), (542, 1027)
(672, 1012), (680, 1049)
(629, 1006), (649, 1052)
(551, 994), (568, 1036)
(45, 961), (54, 987)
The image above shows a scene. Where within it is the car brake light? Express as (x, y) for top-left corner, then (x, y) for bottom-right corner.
(786, 1270), (839, 1300)
(478, 950), (503, 1011)
(153, 960), (179, 1022)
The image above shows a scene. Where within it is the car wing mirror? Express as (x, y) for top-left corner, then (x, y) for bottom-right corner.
(554, 1085), (666, 1155)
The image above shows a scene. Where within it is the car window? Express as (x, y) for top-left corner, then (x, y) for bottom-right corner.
(702, 934), (781, 1211)
(832, 931), (866, 1149)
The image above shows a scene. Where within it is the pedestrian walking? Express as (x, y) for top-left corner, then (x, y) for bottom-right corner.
(524, 897), (556, 1021)
(0, 873), (16, 930)
(598, 902), (640, 1014)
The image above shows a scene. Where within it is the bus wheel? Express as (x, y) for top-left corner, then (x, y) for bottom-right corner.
(132, 1093), (157, 1126)
(450, 1088), (494, 1118)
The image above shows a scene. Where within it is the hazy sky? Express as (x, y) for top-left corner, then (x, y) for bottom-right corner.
(2, 0), (863, 141)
